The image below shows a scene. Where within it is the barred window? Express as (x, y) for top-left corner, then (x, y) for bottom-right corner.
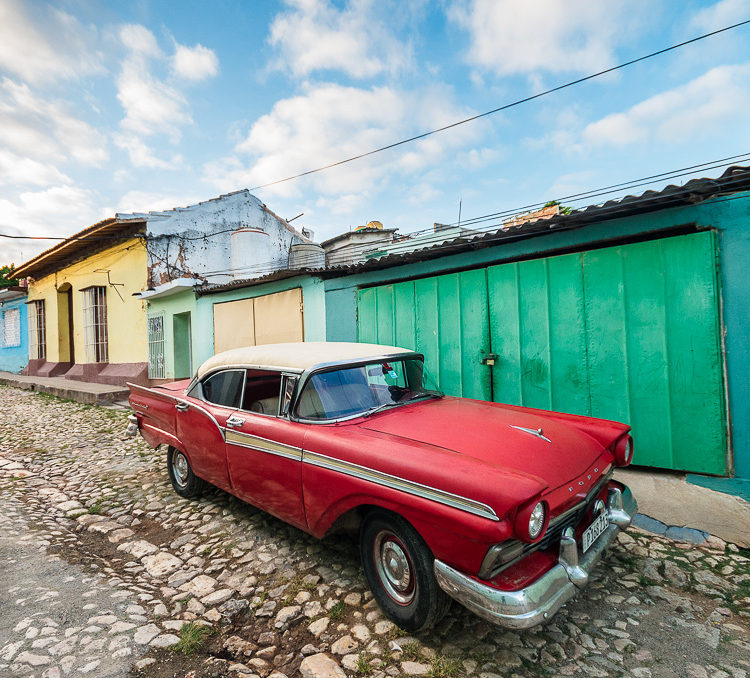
(82, 286), (108, 363)
(147, 315), (165, 379)
(28, 300), (46, 360)
(1, 307), (21, 348)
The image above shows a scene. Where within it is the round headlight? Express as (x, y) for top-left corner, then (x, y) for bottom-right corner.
(624, 438), (633, 464)
(528, 502), (546, 540)
(614, 435), (634, 466)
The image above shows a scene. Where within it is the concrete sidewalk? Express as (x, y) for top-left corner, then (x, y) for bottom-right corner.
(0, 371), (129, 404)
(614, 467), (750, 548)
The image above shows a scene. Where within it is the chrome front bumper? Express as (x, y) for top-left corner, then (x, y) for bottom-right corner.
(434, 485), (637, 629)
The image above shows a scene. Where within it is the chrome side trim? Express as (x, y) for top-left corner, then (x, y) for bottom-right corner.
(198, 364), (304, 380)
(126, 383), (227, 442)
(303, 450), (499, 522)
(434, 483), (638, 629)
(224, 429), (302, 461)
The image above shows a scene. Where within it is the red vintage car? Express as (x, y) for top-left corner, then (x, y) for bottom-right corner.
(127, 342), (637, 632)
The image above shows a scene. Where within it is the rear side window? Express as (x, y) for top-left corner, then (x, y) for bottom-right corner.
(201, 370), (244, 408)
(241, 370), (282, 416)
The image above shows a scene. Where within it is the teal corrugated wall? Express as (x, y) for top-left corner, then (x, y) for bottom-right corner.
(357, 232), (727, 474)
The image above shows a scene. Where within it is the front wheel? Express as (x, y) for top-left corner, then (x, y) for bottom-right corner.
(360, 511), (451, 633)
(167, 447), (205, 498)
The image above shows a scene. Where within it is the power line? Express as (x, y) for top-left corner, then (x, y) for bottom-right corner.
(248, 19), (750, 192)
(6, 155), (749, 278)
(200, 186), (750, 282)
(196, 157), (750, 278)
(5, 22), (750, 248)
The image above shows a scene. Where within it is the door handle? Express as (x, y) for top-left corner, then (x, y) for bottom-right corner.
(226, 416), (245, 428)
(175, 402), (189, 412)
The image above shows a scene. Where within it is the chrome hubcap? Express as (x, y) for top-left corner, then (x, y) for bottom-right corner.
(374, 531), (414, 604)
(172, 452), (189, 486)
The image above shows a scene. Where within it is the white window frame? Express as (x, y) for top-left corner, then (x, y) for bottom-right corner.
(1, 307), (21, 348)
(28, 299), (46, 360)
(82, 286), (108, 363)
(147, 314), (165, 379)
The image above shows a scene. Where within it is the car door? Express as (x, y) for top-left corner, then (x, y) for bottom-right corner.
(176, 369), (245, 492)
(224, 370), (307, 529)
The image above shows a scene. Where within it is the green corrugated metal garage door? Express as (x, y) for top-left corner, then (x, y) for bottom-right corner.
(357, 232), (727, 474)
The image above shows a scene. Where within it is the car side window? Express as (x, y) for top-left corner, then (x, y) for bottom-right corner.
(201, 370), (244, 408)
(241, 369), (283, 416)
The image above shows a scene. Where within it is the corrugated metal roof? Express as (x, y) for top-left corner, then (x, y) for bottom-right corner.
(197, 268), (321, 296)
(318, 164), (750, 278)
(196, 165), (750, 296)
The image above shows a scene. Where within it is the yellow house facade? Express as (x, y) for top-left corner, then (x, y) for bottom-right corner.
(14, 217), (151, 385)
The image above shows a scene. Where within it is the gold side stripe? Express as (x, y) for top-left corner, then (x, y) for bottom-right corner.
(303, 451), (499, 522)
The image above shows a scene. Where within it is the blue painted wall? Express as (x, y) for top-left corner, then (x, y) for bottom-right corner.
(0, 294), (28, 373)
(324, 192), (750, 482)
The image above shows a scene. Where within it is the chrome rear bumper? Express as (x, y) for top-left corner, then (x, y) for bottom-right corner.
(125, 414), (139, 438)
(434, 485), (637, 629)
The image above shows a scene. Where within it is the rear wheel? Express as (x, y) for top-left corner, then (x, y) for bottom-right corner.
(360, 511), (451, 633)
(167, 447), (205, 498)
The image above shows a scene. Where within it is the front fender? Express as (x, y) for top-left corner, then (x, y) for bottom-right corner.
(304, 472), (514, 576)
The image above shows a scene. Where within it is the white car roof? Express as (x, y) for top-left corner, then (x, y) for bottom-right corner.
(196, 341), (416, 378)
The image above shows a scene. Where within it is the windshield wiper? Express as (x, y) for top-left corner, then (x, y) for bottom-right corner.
(402, 390), (444, 403)
(362, 402), (400, 418)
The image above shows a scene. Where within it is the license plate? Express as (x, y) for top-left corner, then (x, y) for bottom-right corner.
(582, 512), (609, 553)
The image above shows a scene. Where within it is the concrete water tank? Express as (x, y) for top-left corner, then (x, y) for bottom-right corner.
(230, 228), (272, 280)
(290, 243), (325, 269)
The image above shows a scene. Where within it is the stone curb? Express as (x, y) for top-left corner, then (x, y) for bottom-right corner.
(632, 512), (710, 545)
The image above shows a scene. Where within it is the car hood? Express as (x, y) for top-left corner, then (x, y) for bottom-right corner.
(358, 397), (608, 489)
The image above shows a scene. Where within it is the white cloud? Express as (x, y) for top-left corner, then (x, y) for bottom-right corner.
(0, 185), (103, 264)
(0, 150), (70, 187)
(119, 24), (162, 58)
(204, 82), (484, 205)
(173, 44), (219, 80)
(115, 25), (219, 168)
(268, 0), (412, 78)
(580, 64), (750, 149)
(0, 0), (103, 85)
(690, 0), (750, 31)
(113, 133), (184, 170)
(0, 78), (108, 166)
(116, 191), (199, 214)
(449, 0), (639, 76)
(117, 26), (190, 140)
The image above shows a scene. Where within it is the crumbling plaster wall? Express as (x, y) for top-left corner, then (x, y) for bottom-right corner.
(144, 190), (307, 285)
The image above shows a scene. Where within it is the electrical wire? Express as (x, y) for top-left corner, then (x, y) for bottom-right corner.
(199, 188), (750, 283)
(6, 157), (750, 279)
(248, 19), (750, 192)
(193, 159), (750, 279)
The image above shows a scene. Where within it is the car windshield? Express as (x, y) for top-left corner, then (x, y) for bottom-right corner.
(295, 358), (443, 421)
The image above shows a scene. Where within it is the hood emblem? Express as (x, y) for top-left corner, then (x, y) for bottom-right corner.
(509, 425), (551, 443)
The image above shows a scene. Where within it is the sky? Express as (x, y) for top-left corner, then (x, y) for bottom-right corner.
(2, 0), (750, 266)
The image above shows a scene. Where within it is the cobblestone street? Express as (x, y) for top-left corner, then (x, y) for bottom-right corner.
(0, 385), (748, 678)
